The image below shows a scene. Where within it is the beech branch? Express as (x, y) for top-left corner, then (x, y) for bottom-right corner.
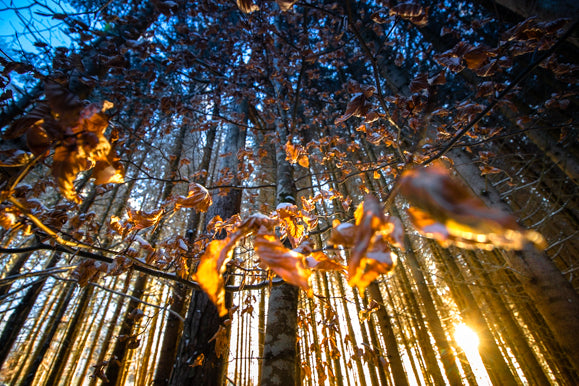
(0, 244), (284, 292)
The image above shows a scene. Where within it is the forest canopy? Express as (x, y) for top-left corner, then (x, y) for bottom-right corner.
(0, 0), (578, 385)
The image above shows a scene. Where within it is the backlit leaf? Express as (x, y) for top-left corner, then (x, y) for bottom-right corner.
(175, 183), (212, 212)
(254, 234), (312, 290)
(306, 252), (346, 272)
(126, 208), (164, 230)
(195, 233), (244, 316)
(236, 0), (259, 13)
(348, 196), (398, 292)
(398, 162), (546, 250)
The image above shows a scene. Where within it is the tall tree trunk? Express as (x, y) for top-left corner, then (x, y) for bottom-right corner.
(170, 104), (247, 385)
(260, 124), (300, 386)
(104, 121), (189, 385)
(20, 283), (77, 386)
(44, 286), (94, 385)
(0, 252), (60, 369)
(427, 239), (520, 386)
(152, 126), (217, 386)
(450, 148), (579, 373)
(367, 282), (410, 386)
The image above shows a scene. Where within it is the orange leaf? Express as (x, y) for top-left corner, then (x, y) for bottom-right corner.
(254, 234), (311, 290)
(348, 196), (398, 292)
(335, 93), (370, 124)
(93, 159), (124, 184)
(194, 237), (238, 317)
(306, 251), (346, 272)
(191, 353), (204, 368)
(284, 140), (299, 163)
(175, 183), (212, 212)
(276, 202), (306, 247)
(398, 162), (546, 250)
(126, 208), (164, 230)
(329, 222), (356, 247)
(51, 102), (116, 202)
(236, 0), (259, 13)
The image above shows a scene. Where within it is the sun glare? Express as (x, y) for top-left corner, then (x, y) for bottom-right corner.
(454, 323), (493, 386)
(455, 323), (480, 352)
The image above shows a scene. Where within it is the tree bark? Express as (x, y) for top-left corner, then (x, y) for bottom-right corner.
(0, 252), (60, 369)
(170, 104), (247, 385)
(367, 282), (410, 386)
(451, 148), (579, 373)
(260, 123), (300, 385)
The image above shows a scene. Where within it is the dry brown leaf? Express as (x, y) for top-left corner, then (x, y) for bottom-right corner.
(71, 259), (107, 287)
(276, 203), (306, 247)
(306, 251), (346, 272)
(398, 162), (546, 250)
(93, 159), (125, 184)
(175, 183), (212, 212)
(126, 208), (164, 230)
(209, 325), (229, 358)
(335, 93), (371, 124)
(389, 2), (428, 26)
(329, 222), (356, 247)
(50, 102), (117, 202)
(254, 234), (311, 290)
(236, 0), (259, 13)
(25, 125), (51, 156)
(276, 0), (296, 11)
(348, 196), (398, 292)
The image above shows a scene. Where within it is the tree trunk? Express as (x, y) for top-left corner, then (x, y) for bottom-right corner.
(44, 286), (94, 385)
(171, 104), (247, 385)
(20, 283), (77, 386)
(152, 126), (217, 386)
(450, 148), (579, 373)
(367, 282), (410, 386)
(0, 252), (60, 369)
(260, 122), (300, 385)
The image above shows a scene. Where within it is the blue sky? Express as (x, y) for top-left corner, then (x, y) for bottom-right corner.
(0, 0), (75, 54)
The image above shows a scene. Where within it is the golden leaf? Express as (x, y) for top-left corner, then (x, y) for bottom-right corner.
(236, 0), (259, 13)
(175, 183), (212, 212)
(276, 203), (305, 247)
(254, 234), (312, 290)
(348, 196), (398, 292)
(93, 160), (124, 184)
(126, 208), (164, 230)
(195, 232), (245, 317)
(398, 162), (546, 250)
(306, 251), (346, 272)
(190, 353), (204, 368)
(298, 154), (309, 168)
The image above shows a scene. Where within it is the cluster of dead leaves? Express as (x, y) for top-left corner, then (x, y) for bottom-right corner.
(195, 203), (326, 316)
(4, 81), (124, 203)
(329, 196), (402, 292)
(284, 140), (309, 168)
(371, 2), (428, 27)
(434, 41), (504, 77)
